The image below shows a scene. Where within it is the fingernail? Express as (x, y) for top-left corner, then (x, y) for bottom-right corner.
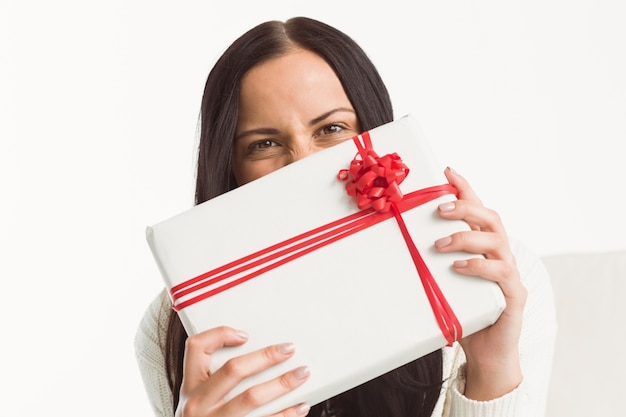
(454, 260), (468, 268)
(438, 202), (455, 212)
(447, 166), (458, 175)
(293, 366), (310, 380)
(296, 402), (311, 415)
(435, 236), (452, 248)
(279, 343), (295, 355)
(235, 330), (249, 340)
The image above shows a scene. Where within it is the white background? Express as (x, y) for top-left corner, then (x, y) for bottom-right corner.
(2, 0), (625, 415)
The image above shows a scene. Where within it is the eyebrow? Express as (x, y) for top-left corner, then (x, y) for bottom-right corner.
(235, 107), (356, 142)
(308, 107), (356, 127)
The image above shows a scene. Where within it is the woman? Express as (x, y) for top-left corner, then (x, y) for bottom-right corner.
(135, 16), (556, 417)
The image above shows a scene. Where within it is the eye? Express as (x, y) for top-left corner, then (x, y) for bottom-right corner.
(314, 122), (357, 147)
(320, 124), (344, 136)
(247, 139), (279, 153)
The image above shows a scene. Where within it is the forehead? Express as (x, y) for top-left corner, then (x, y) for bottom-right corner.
(238, 49), (351, 120)
(242, 48), (338, 87)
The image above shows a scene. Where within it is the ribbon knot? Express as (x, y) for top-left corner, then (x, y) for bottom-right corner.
(338, 136), (410, 213)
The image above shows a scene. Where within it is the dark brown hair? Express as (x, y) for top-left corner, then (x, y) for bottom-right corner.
(165, 16), (443, 417)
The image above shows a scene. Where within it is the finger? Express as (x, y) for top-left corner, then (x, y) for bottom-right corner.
(273, 402), (311, 417)
(183, 326), (249, 387)
(435, 230), (512, 262)
(199, 342), (299, 405)
(452, 257), (527, 310)
(216, 366), (311, 417)
(437, 198), (506, 235)
(267, 402), (311, 417)
(444, 167), (482, 204)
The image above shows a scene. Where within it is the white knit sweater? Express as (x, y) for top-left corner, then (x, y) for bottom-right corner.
(135, 238), (557, 417)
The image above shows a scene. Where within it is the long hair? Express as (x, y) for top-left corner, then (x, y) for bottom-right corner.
(165, 16), (443, 416)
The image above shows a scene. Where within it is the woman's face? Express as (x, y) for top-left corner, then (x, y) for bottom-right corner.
(232, 48), (361, 185)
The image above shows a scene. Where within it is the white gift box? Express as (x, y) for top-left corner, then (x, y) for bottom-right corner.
(146, 115), (505, 417)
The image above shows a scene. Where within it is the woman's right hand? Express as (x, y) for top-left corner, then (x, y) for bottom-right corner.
(175, 326), (311, 417)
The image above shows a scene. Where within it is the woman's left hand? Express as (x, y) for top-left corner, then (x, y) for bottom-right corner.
(435, 167), (527, 401)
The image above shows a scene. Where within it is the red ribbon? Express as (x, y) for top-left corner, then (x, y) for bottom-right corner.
(170, 132), (463, 346)
(338, 132), (462, 345)
(337, 131), (409, 213)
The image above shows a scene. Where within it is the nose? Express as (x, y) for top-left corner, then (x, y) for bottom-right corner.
(286, 142), (323, 165)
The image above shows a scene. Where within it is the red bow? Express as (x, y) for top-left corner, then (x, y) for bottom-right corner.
(338, 132), (410, 213)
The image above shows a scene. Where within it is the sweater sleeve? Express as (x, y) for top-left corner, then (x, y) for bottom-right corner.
(134, 289), (175, 417)
(445, 238), (558, 417)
